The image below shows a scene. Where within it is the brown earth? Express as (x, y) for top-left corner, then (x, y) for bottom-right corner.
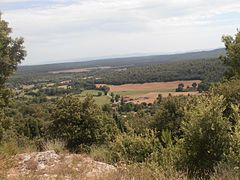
(124, 91), (199, 104)
(96, 80), (201, 92)
(96, 80), (201, 104)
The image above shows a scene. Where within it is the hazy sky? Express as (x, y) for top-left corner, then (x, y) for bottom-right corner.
(0, 0), (239, 65)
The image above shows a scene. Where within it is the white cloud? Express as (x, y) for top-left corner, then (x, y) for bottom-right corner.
(1, 0), (240, 64)
(0, 0), (29, 2)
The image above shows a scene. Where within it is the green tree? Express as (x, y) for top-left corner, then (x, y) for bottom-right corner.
(221, 30), (240, 79)
(115, 94), (120, 102)
(176, 83), (185, 92)
(110, 92), (115, 103)
(109, 130), (161, 163)
(0, 13), (26, 88)
(197, 82), (209, 93)
(125, 111), (153, 134)
(100, 85), (110, 95)
(156, 94), (163, 104)
(153, 96), (187, 141)
(181, 95), (233, 178)
(0, 14), (26, 142)
(211, 79), (240, 126)
(50, 95), (117, 151)
(192, 82), (197, 89)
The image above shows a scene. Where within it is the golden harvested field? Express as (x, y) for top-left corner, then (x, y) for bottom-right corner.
(96, 80), (201, 92)
(96, 80), (201, 104)
(124, 91), (199, 104)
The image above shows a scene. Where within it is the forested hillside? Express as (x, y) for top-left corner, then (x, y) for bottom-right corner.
(95, 58), (226, 84)
(17, 48), (225, 74)
(10, 54), (226, 86)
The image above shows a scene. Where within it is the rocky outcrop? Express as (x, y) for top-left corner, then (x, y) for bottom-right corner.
(7, 150), (116, 179)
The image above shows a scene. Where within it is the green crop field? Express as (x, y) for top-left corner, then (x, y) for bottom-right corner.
(80, 90), (103, 96)
(78, 95), (110, 105)
(78, 90), (111, 105)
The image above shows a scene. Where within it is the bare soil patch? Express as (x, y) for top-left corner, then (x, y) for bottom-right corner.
(124, 91), (199, 104)
(96, 80), (201, 104)
(96, 80), (201, 92)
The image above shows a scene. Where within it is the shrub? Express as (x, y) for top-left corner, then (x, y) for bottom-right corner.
(153, 96), (188, 141)
(90, 145), (114, 164)
(224, 104), (240, 168)
(108, 130), (161, 163)
(42, 139), (66, 154)
(124, 111), (153, 134)
(49, 95), (118, 151)
(181, 94), (233, 178)
(211, 79), (240, 125)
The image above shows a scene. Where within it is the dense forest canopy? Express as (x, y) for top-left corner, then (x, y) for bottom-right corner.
(9, 50), (226, 86)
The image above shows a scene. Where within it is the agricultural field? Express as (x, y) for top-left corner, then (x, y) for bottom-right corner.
(79, 90), (111, 105)
(96, 80), (201, 104)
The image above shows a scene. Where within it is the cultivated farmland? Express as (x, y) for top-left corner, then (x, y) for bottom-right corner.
(96, 80), (201, 104)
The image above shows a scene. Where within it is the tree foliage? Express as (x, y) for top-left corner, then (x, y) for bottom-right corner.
(153, 96), (188, 140)
(108, 130), (161, 163)
(50, 95), (117, 150)
(181, 95), (233, 178)
(221, 30), (240, 79)
(0, 14), (26, 142)
(0, 14), (26, 87)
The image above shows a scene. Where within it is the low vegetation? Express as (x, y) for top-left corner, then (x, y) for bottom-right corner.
(1, 15), (240, 179)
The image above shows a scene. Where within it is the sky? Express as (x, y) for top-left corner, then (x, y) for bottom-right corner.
(0, 0), (239, 65)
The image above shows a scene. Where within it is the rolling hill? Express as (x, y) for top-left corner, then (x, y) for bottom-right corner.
(17, 48), (225, 74)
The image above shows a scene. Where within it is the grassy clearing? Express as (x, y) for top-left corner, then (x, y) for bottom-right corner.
(43, 90), (110, 105)
(58, 85), (68, 89)
(78, 96), (111, 106)
(78, 90), (111, 105)
(80, 90), (103, 96)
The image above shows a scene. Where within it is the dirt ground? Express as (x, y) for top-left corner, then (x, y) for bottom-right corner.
(96, 80), (201, 92)
(96, 80), (201, 104)
(124, 91), (199, 104)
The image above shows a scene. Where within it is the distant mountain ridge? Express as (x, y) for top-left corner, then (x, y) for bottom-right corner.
(17, 48), (225, 74)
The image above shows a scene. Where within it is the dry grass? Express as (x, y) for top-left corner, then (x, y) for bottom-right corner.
(86, 162), (191, 180)
(0, 155), (17, 178)
(1, 154), (240, 180)
(42, 140), (67, 154)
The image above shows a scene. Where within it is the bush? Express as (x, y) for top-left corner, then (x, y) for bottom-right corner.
(42, 140), (66, 154)
(211, 79), (240, 125)
(90, 145), (114, 164)
(224, 104), (240, 168)
(181, 94), (233, 178)
(108, 130), (161, 163)
(124, 111), (153, 134)
(49, 95), (118, 151)
(153, 96), (188, 141)
(0, 137), (37, 157)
